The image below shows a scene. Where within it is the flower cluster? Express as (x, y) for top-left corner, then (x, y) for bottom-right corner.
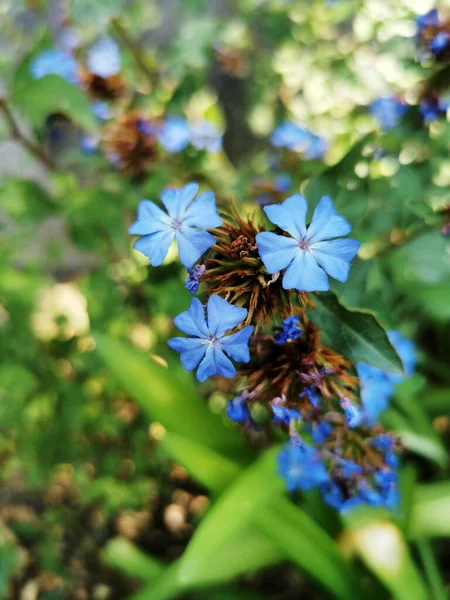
(416, 9), (450, 59)
(130, 181), (412, 513)
(271, 121), (328, 160)
(157, 117), (223, 154)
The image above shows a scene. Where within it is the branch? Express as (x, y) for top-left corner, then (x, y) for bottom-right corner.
(0, 98), (55, 171)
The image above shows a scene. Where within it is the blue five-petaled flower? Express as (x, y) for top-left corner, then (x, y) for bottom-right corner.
(129, 183), (222, 268)
(168, 295), (254, 382)
(256, 195), (360, 292)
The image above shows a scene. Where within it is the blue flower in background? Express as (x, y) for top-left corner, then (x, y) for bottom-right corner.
(420, 96), (450, 122)
(277, 440), (329, 492)
(80, 134), (99, 155)
(256, 195), (360, 292)
(370, 97), (407, 130)
(304, 134), (329, 159)
(271, 121), (311, 151)
(90, 101), (111, 122)
(129, 183), (222, 268)
(416, 9), (439, 34)
(86, 37), (121, 78)
(311, 421), (332, 444)
(357, 330), (416, 424)
(168, 295), (254, 382)
(274, 173), (292, 193)
(158, 117), (191, 153)
(227, 394), (251, 422)
(190, 120), (223, 153)
(30, 49), (79, 84)
(275, 315), (303, 344)
(430, 31), (450, 55)
(299, 385), (320, 408)
(185, 264), (206, 295)
(341, 398), (363, 428)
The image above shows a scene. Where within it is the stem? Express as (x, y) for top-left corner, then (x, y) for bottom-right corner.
(110, 17), (158, 87)
(416, 539), (447, 600)
(0, 98), (55, 170)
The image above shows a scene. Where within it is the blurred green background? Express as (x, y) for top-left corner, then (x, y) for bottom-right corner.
(1, 0), (450, 598)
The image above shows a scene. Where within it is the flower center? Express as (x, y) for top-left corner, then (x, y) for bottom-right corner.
(203, 334), (219, 348)
(298, 238), (310, 251)
(170, 217), (183, 231)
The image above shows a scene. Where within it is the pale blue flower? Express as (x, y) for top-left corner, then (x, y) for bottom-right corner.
(256, 195), (360, 292)
(168, 295), (254, 382)
(370, 97), (407, 130)
(86, 37), (121, 78)
(158, 117), (191, 153)
(271, 121), (312, 151)
(129, 183), (222, 268)
(30, 49), (78, 84)
(277, 440), (329, 492)
(190, 120), (222, 153)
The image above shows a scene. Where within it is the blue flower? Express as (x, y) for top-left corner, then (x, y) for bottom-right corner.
(227, 394), (251, 422)
(129, 183), (222, 268)
(271, 397), (301, 425)
(80, 135), (99, 155)
(158, 117), (191, 153)
(185, 264), (206, 295)
(168, 295), (254, 382)
(416, 9), (439, 35)
(277, 440), (329, 492)
(271, 121), (311, 151)
(190, 121), (222, 153)
(275, 315), (303, 344)
(275, 173), (292, 193)
(256, 195), (360, 292)
(430, 31), (450, 54)
(311, 421), (332, 444)
(357, 331), (415, 423)
(304, 134), (329, 160)
(300, 385), (320, 408)
(370, 97), (407, 130)
(90, 101), (111, 122)
(30, 49), (79, 84)
(341, 399), (363, 428)
(86, 37), (121, 78)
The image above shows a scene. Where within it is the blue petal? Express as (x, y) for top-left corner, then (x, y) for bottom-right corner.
(255, 232), (298, 274)
(160, 183), (199, 220)
(206, 295), (247, 337)
(183, 191), (223, 229)
(167, 337), (206, 371)
(196, 346), (236, 382)
(306, 196), (352, 243)
(220, 326), (254, 362)
(173, 297), (209, 338)
(282, 251), (329, 292)
(176, 227), (216, 268)
(86, 37), (121, 78)
(129, 199), (169, 235)
(312, 238), (360, 282)
(264, 194), (308, 240)
(133, 229), (174, 266)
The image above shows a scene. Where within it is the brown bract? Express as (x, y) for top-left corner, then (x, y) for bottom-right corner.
(102, 113), (159, 178)
(203, 208), (310, 327)
(78, 67), (127, 101)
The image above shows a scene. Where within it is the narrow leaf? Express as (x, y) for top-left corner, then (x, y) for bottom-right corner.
(410, 482), (450, 538)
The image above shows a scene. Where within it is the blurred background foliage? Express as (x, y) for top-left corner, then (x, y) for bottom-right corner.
(0, 0), (450, 598)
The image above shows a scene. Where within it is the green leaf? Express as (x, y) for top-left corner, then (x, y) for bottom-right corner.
(410, 482), (450, 538)
(178, 446), (285, 586)
(309, 292), (403, 373)
(256, 497), (367, 600)
(94, 333), (249, 460)
(104, 537), (164, 582)
(13, 75), (99, 134)
(343, 511), (429, 600)
(422, 387), (450, 415)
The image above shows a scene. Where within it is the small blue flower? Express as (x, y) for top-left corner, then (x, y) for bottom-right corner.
(274, 173), (292, 193)
(357, 331), (415, 423)
(90, 101), (111, 122)
(190, 121), (222, 153)
(300, 385), (320, 408)
(341, 399), (363, 428)
(30, 49), (79, 84)
(338, 459), (362, 478)
(256, 195), (360, 292)
(80, 134), (99, 155)
(278, 440), (329, 492)
(275, 315), (303, 344)
(86, 37), (121, 78)
(430, 31), (450, 54)
(271, 121), (311, 151)
(370, 97), (407, 130)
(185, 264), (206, 295)
(227, 394), (251, 422)
(311, 421), (332, 444)
(158, 117), (191, 153)
(271, 397), (301, 426)
(168, 295), (254, 382)
(129, 183), (222, 268)
(304, 134), (329, 160)
(416, 9), (439, 35)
